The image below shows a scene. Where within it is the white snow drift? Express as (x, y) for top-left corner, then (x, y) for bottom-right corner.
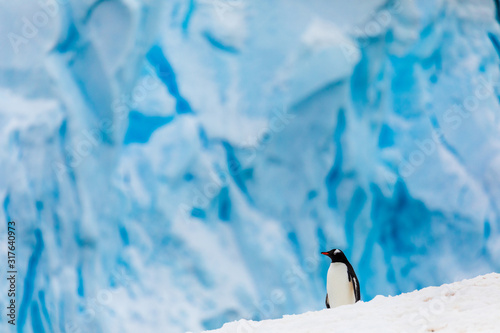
(207, 273), (500, 333)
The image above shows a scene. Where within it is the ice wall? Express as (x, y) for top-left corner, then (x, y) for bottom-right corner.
(1, 0), (500, 332)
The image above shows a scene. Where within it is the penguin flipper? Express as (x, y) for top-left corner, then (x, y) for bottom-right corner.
(347, 265), (361, 302)
(351, 275), (360, 302)
(353, 277), (361, 302)
(325, 294), (330, 308)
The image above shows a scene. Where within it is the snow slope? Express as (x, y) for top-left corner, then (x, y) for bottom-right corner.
(207, 273), (500, 333)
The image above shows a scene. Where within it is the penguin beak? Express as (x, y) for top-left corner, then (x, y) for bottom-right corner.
(321, 252), (329, 256)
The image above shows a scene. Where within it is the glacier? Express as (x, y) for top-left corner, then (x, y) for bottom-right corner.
(1, 0), (500, 332)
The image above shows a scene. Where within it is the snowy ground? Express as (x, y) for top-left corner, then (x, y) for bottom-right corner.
(205, 273), (500, 333)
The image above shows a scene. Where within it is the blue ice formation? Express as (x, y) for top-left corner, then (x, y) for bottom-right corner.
(1, 0), (500, 332)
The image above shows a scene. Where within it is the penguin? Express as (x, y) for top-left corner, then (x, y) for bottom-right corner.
(321, 248), (360, 308)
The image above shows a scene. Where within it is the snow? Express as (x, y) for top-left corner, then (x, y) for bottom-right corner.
(207, 273), (500, 333)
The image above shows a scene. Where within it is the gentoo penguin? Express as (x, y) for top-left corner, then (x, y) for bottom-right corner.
(321, 248), (360, 308)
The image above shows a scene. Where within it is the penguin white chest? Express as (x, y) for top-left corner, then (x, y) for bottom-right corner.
(326, 262), (355, 308)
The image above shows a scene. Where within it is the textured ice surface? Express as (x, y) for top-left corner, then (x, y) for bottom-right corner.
(1, 0), (500, 332)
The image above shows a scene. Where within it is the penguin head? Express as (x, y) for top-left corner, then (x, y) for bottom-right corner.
(321, 248), (348, 263)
